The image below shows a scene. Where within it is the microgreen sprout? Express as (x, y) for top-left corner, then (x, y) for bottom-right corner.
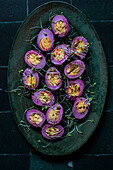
(45, 106), (48, 109)
(57, 105), (60, 109)
(49, 27), (52, 30)
(53, 68), (56, 71)
(68, 134), (71, 137)
(66, 45), (70, 48)
(19, 69), (24, 73)
(43, 32), (47, 36)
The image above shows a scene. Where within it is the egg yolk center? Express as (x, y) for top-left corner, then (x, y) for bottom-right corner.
(29, 113), (43, 125)
(47, 73), (60, 86)
(52, 48), (64, 61)
(73, 40), (86, 56)
(25, 75), (37, 88)
(46, 127), (60, 137)
(40, 37), (52, 50)
(68, 83), (81, 97)
(54, 20), (67, 35)
(48, 108), (60, 122)
(27, 53), (42, 66)
(39, 91), (51, 104)
(66, 63), (80, 76)
(75, 100), (87, 113)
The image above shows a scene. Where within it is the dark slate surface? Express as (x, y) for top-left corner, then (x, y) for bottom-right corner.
(0, 0), (113, 169)
(0, 23), (21, 66)
(0, 112), (30, 154)
(0, 1), (27, 21)
(91, 22), (113, 65)
(28, 0), (71, 14)
(72, 0), (113, 20)
(72, 155), (113, 170)
(0, 155), (30, 170)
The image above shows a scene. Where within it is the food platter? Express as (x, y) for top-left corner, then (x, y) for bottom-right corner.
(8, 1), (108, 155)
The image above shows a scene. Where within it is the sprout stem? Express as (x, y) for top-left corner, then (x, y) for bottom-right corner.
(30, 26), (42, 30)
(40, 141), (52, 148)
(31, 43), (39, 51)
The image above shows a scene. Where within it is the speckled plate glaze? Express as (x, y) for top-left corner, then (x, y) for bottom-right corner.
(8, 1), (108, 156)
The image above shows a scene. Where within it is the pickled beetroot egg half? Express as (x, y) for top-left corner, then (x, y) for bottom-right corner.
(45, 67), (62, 91)
(26, 109), (45, 127)
(71, 36), (89, 59)
(23, 68), (39, 90)
(66, 79), (84, 100)
(64, 60), (85, 79)
(32, 89), (55, 106)
(25, 50), (46, 69)
(72, 97), (89, 119)
(42, 124), (64, 140)
(52, 15), (69, 37)
(46, 103), (63, 125)
(37, 29), (54, 52)
(51, 44), (70, 65)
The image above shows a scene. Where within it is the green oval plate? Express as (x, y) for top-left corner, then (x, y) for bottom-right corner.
(8, 1), (108, 155)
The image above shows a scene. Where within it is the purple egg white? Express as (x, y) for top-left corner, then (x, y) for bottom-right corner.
(23, 68), (39, 90)
(45, 67), (62, 90)
(46, 103), (63, 125)
(64, 60), (85, 79)
(32, 89), (55, 106)
(41, 124), (64, 140)
(52, 15), (69, 37)
(72, 97), (89, 119)
(71, 36), (89, 59)
(26, 109), (46, 127)
(66, 79), (84, 100)
(24, 50), (46, 69)
(37, 29), (54, 52)
(51, 44), (71, 65)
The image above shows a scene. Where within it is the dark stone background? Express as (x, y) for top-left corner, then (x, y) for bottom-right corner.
(0, 0), (113, 169)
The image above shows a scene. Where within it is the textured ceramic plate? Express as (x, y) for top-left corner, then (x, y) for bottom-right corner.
(8, 1), (108, 155)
